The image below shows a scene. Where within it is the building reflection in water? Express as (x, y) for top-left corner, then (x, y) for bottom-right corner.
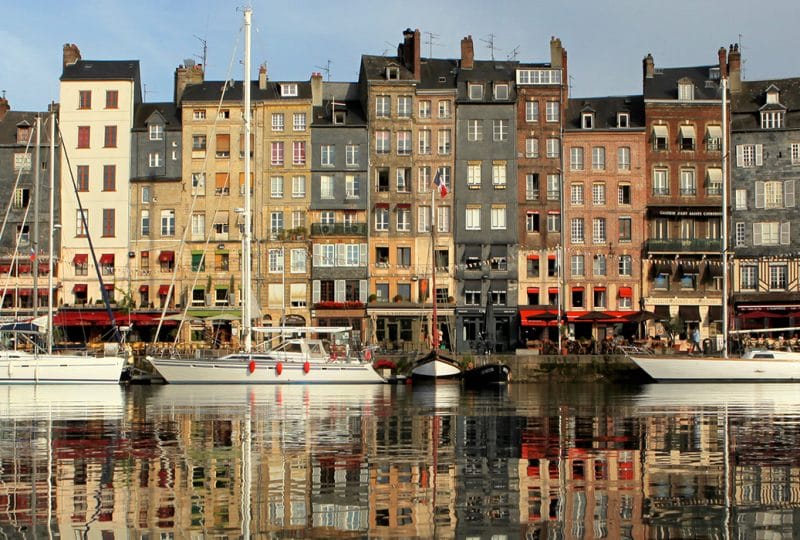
(0, 383), (799, 537)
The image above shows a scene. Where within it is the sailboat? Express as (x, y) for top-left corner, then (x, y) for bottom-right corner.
(0, 114), (126, 383)
(627, 76), (800, 382)
(146, 9), (385, 384)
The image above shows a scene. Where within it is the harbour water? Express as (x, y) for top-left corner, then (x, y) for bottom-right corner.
(1, 382), (799, 538)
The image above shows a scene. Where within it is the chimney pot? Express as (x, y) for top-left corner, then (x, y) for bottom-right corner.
(461, 35), (474, 70)
(0, 97), (9, 122)
(62, 43), (81, 69)
(643, 53), (655, 79)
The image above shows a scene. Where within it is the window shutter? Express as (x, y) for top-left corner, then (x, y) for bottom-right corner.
(736, 145), (744, 167)
(785, 180), (796, 208)
(312, 280), (321, 303)
(216, 133), (230, 152)
(334, 280), (345, 302)
(312, 243), (321, 267)
(754, 181), (765, 209)
(359, 280), (368, 303)
(781, 222), (791, 245)
(335, 244), (346, 266)
(753, 223), (762, 246)
(755, 144), (763, 166)
(360, 243), (368, 266)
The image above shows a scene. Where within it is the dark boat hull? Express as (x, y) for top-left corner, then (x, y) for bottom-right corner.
(462, 363), (510, 385)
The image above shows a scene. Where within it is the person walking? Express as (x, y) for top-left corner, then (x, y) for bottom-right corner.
(690, 326), (702, 354)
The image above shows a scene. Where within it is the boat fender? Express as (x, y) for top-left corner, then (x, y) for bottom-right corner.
(276, 362), (282, 375)
(303, 361), (310, 373)
(364, 349), (372, 361)
(249, 360), (256, 373)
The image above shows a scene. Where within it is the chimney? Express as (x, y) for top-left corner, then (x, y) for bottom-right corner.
(412, 28), (421, 79)
(550, 37), (563, 68)
(62, 43), (81, 69)
(311, 72), (323, 107)
(0, 96), (9, 122)
(174, 60), (204, 105)
(643, 53), (654, 79)
(728, 43), (742, 93)
(461, 35), (474, 70)
(717, 47), (728, 79)
(258, 63), (268, 90)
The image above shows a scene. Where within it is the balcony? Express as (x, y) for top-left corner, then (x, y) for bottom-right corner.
(645, 238), (722, 253)
(311, 223), (368, 237)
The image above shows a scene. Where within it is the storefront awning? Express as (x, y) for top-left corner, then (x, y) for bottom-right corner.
(707, 305), (723, 322)
(618, 286), (633, 298)
(17, 289), (32, 296)
(678, 305), (701, 322)
(159, 251), (175, 262)
(158, 284), (171, 295)
(654, 305), (671, 320)
(139, 284), (149, 293)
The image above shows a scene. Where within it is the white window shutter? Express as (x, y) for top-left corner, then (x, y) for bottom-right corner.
(312, 280), (321, 303)
(359, 280), (368, 303)
(736, 145), (744, 167)
(781, 222), (791, 245)
(755, 181), (765, 209)
(335, 244), (346, 266)
(755, 144), (763, 166)
(359, 243), (368, 266)
(753, 223), (762, 246)
(312, 243), (321, 267)
(785, 180), (796, 207)
(334, 280), (345, 302)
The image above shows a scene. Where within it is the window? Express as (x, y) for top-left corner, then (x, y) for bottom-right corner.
(12, 188), (29, 209)
(653, 168), (669, 195)
(617, 147), (631, 170)
(493, 120), (508, 141)
(735, 189), (747, 210)
(142, 186), (151, 203)
(736, 144), (763, 168)
(468, 83), (484, 100)
(345, 175), (359, 199)
(419, 100), (431, 118)
(79, 90), (91, 109)
(438, 100), (451, 118)
(374, 207), (389, 231)
(490, 206), (506, 230)
(465, 206), (481, 230)
(418, 166), (431, 193)
(753, 222), (790, 245)
(592, 183), (606, 205)
(290, 175), (305, 198)
(527, 257), (540, 279)
(292, 141), (306, 165)
(270, 176), (284, 198)
(741, 265), (757, 290)
(190, 213), (205, 239)
(437, 206), (451, 233)
(467, 119), (483, 142)
(592, 217), (606, 243)
(293, 112), (306, 131)
(570, 147), (584, 170)
(280, 83), (298, 97)
(376, 96), (390, 117)
(270, 211), (285, 237)
(320, 144), (335, 166)
(193, 109), (206, 120)
(438, 129), (451, 154)
(618, 255), (633, 276)
(679, 125), (696, 150)
(547, 174), (560, 201)
(526, 212), (540, 233)
(494, 83), (509, 100)
(526, 173), (539, 200)
(376, 168), (390, 192)
(595, 288), (607, 309)
(396, 247), (411, 267)
(418, 129), (431, 154)
(77, 165), (89, 191)
(593, 254), (606, 276)
(397, 131), (411, 155)
(102, 165), (116, 191)
(570, 183), (584, 205)
(792, 143), (800, 165)
(591, 146), (605, 170)
(653, 125), (668, 151)
(397, 96), (412, 118)
(320, 175), (334, 199)
(217, 109), (230, 120)
(706, 168), (723, 195)
(525, 137), (539, 158)
(571, 255), (585, 276)
(418, 206), (431, 233)
(619, 217), (632, 242)
(491, 289), (507, 306)
(467, 162), (481, 189)
(75, 208), (88, 237)
(149, 124), (163, 141)
(546, 138), (560, 158)
(547, 213), (560, 233)
(571, 218), (584, 243)
(148, 152), (161, 168)
(105, 90), (118, 109)
(465, 287), (481, 306)
(375, 130), (390, 154)
(320, 211), (335, 224)
(268, 249), (284, 273)
(396, 208), (411, 231)
(582, 112), (594, 129)
(735, 222), (746, 246)
(396, 168), (411, 192)
(215, 172), (230, 195)
(678, 81), (694, 101)
(77, 126), (90, 148)
(492, 161), (507, 188)
(215, 134), (230, 158)
(617, 112), (629, 128)
(526, 100), (539, 122)
(761, 111), (785, 129)
(269, 141), (284, 166)
(344, 144), (359, 166)
(290, 249), (307, 274)
(271, 113), (284, 131)
(617, 184), (631, 205)
(13, 152), (31, 171)
(680, 169), (696, 196)
(756, 180), (792, 209)
(161, 210), (175, 236)
(545, 101), (559, 122)
(769, 265), (788, 290)
(192, 134), (207, 151)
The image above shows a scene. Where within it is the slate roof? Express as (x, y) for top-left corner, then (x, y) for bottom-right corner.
(61, 60), (140, 81)
(133, 102), (181, 131)
(731, 77), (800, 131)
(360, 54), (417, 82)
(644, 65), (722, 100)
(0, 111), (56, 146)
(180, 80), (312, 103)
(565, 95), (645, 130)
(312, 83), (366, 126)
(418, 58), (459, 91)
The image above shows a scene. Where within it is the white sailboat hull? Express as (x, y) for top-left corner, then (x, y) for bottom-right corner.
(630, 351), (800, 382)
(147, 354), (386, 384)
(0, 350), (125, 384)
(410, 356), (462, 379)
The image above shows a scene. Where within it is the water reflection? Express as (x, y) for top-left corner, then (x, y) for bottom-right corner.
(0, 382), (799, 538)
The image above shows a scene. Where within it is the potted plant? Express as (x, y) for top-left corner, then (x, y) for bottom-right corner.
(368, 293), (378, 303)
(392, 294), (403, 303)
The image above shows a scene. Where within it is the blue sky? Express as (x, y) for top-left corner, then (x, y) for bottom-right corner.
(3, 0), (799, 111)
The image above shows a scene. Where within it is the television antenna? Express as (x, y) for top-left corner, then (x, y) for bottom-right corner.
(315, 60), (332, 81)
(481, 34), (501, 61)
(506, 45), (520, 61)
(424, 31), (439, 58)
(193, 34), (208, 68)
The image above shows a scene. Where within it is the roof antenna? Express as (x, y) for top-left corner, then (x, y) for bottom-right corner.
(480, 33), (501, 61)
(424, 31), (439, 58)
(193, 34), (208, 68)
(315, 60), (332, 81)
(506, 45), (520, 61)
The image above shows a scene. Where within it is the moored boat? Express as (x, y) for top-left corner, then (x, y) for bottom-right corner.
(461, 362), (510, 386)
(410, 351), (462, 380)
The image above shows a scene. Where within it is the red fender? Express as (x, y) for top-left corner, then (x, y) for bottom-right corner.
(303, 361), (310, 373)
(276, 362), (283, 375)
(248, 360), (256, 373)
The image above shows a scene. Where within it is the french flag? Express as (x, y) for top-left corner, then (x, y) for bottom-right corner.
(433, 170), (448, 198)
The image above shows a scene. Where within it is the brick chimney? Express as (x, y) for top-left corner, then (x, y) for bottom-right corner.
(258, 63), (268, 90)
(728, 43), (742, 93)
(0, 96), (9, 122)
(62, 43), (81, 68)
(717, 47), (728, 79)
(461, 35), (474, 70)
(310, 72), (323, 107)
(643, 53), (654, 79)
(174, 60), (204, 105)
(550, 36), (563, 68)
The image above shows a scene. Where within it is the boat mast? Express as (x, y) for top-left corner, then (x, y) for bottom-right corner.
(32, 115), (41, 323)
(721, 76), (729, 359)
(242, 7), (253, 353)
(48, 112), (55, 354)
(431, 180), (439, 350)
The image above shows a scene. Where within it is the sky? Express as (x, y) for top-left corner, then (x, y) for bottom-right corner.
(3, 0), (800, 111)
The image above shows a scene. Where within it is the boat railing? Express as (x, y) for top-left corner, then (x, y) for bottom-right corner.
(617, 345), (655, 357)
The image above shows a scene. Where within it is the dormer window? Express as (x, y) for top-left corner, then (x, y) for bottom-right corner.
(149, 124), (164, 141)
(385, 66), (400, 80)
(468, 83), (484, 100)
(333, 111), (346, 125)
(708, 67), (720, 80)
(493, 83), (509, 100)
(761, 111), (784, 129)
(581, 112), (594, 129)
(766, 87), (780, 104)
(678, 81), (694, 101)
(280, 83), (298, 97)
(16, 124), (32, 144)
(617, 113), (630, 128)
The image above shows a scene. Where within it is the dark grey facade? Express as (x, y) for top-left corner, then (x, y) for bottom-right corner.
(131, 103), (183, 181)
(454, 62), (520, 353)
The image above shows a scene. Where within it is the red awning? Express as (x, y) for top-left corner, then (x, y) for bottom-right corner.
(526, 287), (540, 294)
(618, 286), (633, 298)
(548, 287), (559, 294)
(17, 264), (31, 273)
(73, 254), (88, 265)
(38, 263), (50, 273)
(395, 203), (411, 208)
(593, 286), (606, 292)
(158, 285), (171, 295)
(103, 283), (115, 291)
(527, 254), (540, 260)
(0, 289), (14, 297)
(37, 289), (49, 296)
(572, 286), (584, 292)
(72, 284), (87, 293)
(99, 253), (115, 265)
(17, 289), (32, 296)
(159, 251), (174, 262)
(0, 264), (10, 273)
(139, 284), (149, 293)
(519, 308), (560, 327)
(548, 255), (556, 260)
(374, 203), (389, 208)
